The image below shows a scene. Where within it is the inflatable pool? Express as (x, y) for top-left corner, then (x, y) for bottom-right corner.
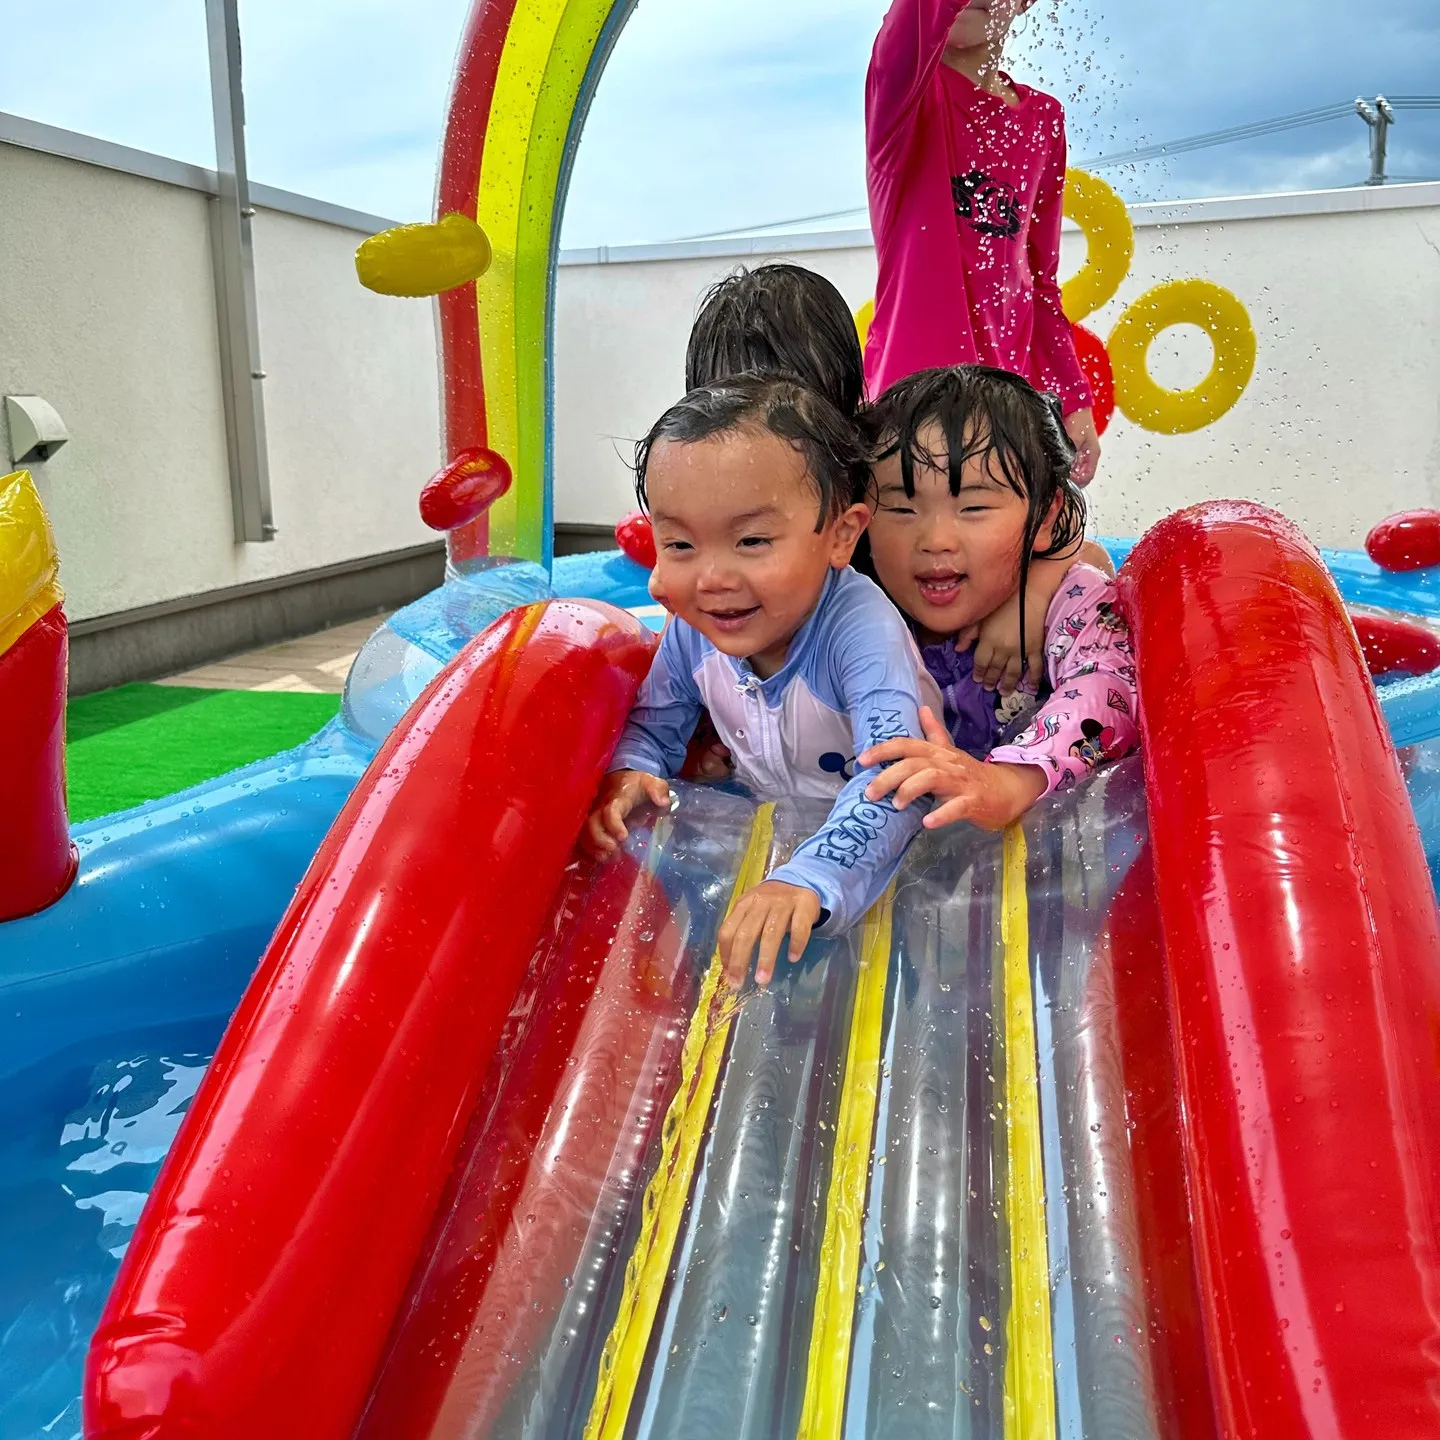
(4, 0), (1440, 1435)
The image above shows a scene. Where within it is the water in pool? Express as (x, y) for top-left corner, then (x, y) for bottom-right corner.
(0, 1018), (225, 1440)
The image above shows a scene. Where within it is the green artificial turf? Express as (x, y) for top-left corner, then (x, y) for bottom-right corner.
(66, 683), (342, 823)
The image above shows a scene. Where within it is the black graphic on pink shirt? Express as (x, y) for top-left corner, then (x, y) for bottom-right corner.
(952, 171), (1022, 237)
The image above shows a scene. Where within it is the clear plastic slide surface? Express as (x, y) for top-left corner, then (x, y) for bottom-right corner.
(356, 767), (1182, 1440)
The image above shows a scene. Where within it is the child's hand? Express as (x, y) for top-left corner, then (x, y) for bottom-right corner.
(717, 880), (822, 989)
(974, 590), (1047, 695)
(1064, 408), (1101, 488)
(583, 769), (671, 857)
(679, 709), (733, 782)
(860, 707), (1047, 830)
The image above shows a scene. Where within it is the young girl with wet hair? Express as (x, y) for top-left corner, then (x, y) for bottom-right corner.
(584, 374), (945, 988)
(855, 365), (1137, 829)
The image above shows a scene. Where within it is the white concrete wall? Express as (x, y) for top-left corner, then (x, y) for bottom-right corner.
(0, 141), (439, 623)
(554, 184), (1440, 550)
(5, 122), (1437, 627)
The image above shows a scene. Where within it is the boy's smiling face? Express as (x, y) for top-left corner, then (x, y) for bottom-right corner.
(866, 420), (1056, 645)
(647, 425), (869, 679)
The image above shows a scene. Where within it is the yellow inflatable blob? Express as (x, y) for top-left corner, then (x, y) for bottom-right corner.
(1108, 278), (1257, 435)
(355, 212), (493, 298)
(0, 470), (62, 658)
(854, 298), (875, 352)
(1060, 168), (1134, 324)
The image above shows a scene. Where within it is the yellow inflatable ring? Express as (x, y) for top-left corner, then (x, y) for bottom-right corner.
(1061, 168), (1134, 324)
(1108, 278), (1256, 435)
(854, 298), (875, 352)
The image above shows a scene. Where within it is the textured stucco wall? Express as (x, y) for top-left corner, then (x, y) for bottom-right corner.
(553, 187), (1440, 550)
(0, 144), (439, 622)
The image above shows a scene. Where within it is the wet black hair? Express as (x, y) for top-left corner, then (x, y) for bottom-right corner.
(634, 374), (869, 531)
(685, 264), (865, 419)
(858, 365), (1085, 658)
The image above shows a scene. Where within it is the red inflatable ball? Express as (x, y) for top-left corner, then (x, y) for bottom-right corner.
(1365, 509), (1440, 572)
(1069, 322), (1115, 435)
(615, 509), (656, 570)
(419, 447), (512, 532)
(1350, 610), (1440, 679)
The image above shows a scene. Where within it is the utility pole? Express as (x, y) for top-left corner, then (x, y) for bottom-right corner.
(1354, 95), (1397, 186)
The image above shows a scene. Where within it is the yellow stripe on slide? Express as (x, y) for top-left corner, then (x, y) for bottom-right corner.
(1001, 824), (1057, 1440)
(582, 803), (776, 1440)
(796, 885), (895, 1440)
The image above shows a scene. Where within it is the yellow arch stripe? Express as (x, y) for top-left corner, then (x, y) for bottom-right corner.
(796, 887), (894, 1440)
(1000, 824), (1056, 1440)
(510, 0), (612, 558)
(474, 0), (612, 561)
(582, 804), (776, 1440)
(475, 0), (567, 560)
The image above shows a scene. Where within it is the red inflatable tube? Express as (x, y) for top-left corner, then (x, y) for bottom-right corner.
(1364, 508), (1440, 572)
(0, 603), (76, 921)
(358, 851), (694, 1438)
(1118, 501), (1440, 1439)
(85, 599), (654, 1440)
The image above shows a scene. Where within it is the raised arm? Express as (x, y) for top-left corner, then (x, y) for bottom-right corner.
(867, 0), (973, 170)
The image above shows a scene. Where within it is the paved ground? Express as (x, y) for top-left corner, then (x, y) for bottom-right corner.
(156, 614), (388, 693)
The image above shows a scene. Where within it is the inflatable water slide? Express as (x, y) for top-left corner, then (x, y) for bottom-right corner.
(0, 1), (1438, 1436)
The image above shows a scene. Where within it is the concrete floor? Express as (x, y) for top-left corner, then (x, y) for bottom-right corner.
(155, 614), (387, 693)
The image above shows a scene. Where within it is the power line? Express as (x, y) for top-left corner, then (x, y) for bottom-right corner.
(1077, 102), (1354, 169)
(667, 95), (1440, 242)
(1080, 94), (1440, 170)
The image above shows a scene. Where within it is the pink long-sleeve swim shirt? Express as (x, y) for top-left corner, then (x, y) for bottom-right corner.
(864, 0), (1092, 414)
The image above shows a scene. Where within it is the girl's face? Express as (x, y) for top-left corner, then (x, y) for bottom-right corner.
(867, 421), (1054, 645)
(647, 426), (869, 678)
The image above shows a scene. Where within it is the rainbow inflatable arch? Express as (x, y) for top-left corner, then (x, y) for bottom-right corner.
(433, 0), (640, 567)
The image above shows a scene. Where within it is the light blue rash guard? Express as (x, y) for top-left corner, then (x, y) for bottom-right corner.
(610, 566), (944, 936)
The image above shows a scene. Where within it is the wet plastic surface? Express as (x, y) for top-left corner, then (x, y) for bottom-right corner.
(1120, 501), (1440, 1438)
(85, 600), (655, 1440)
(357, 765), (1184, 1440)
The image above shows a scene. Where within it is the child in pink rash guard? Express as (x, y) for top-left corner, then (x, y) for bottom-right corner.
(865, 0), (1101, 487)
(856, 366), (1136, 831)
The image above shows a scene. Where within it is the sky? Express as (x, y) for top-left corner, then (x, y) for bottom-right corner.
(1, 0), (1436, 247)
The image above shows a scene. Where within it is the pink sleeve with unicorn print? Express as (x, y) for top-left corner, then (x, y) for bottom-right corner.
(987, 563), (1139, 795)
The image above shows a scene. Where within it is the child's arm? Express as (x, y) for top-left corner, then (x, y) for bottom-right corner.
(861, 705), (1046, 830)
(1027, 113), (1098, 483)
(867, 0), (974, 170)
(985, 569), (1139, 795)
(862, 565), (1137, 828)
(582, 623), (702, 856)
(974, 542), (1115, 692)
(718, 603), (931, 987)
